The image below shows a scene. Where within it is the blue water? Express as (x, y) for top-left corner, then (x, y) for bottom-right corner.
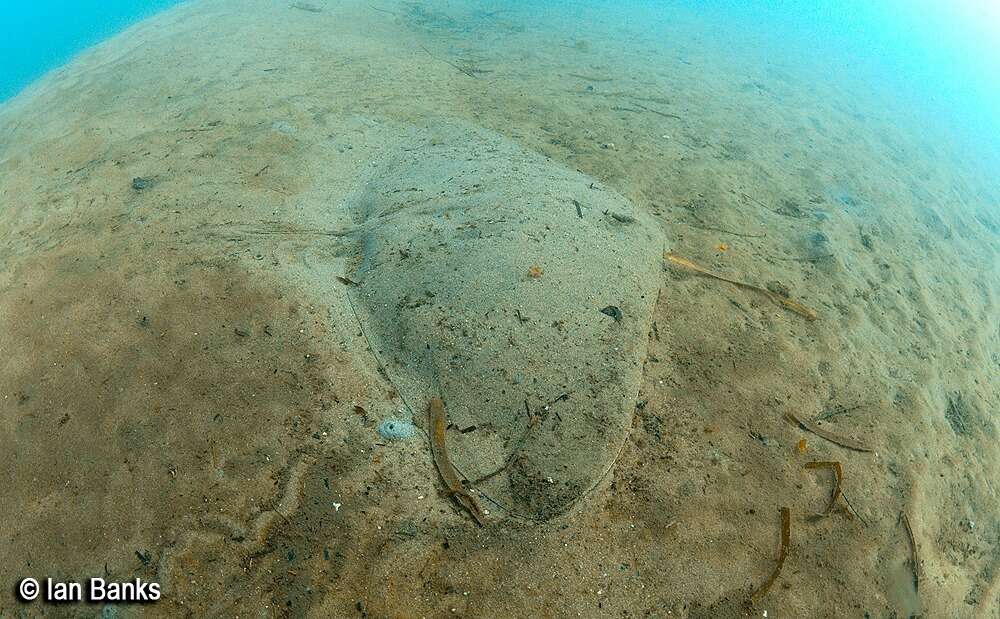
(645, 0), (1000, 165)
(0, 0), (180, 101)
(2, 0), (998, 164)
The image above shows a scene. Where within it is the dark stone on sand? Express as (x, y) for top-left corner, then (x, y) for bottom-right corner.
(805, 231), (833, 261)
(131, 177), (154, 191)
(600, 305), (623, 322)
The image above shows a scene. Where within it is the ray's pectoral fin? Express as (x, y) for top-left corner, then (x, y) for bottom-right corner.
(349, 124), (663, 521)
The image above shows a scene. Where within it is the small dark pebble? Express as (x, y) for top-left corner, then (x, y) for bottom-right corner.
(805, 231), (834, 261)
(131, 177), (154, 191)
(600, 305), (623, 322)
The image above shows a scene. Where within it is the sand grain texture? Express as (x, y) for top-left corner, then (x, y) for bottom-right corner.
(0, 1), (997, 617)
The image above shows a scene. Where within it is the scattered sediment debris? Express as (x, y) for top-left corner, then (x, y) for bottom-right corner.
(678, 218), (766, 238)
(628, 100), (682, 119)
(418, 45), (489, 78)
(815, 403), (862, 421)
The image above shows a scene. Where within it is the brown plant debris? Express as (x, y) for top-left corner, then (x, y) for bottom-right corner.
(901, 511), (920, 592)
(786, 411), (874, 453)
(804, 461), (843, 514)
(429, 397), (486, 526)
(290, 2), (322, 13)
(840, 489), (868, 526)
(664, 252), (817, 320)
(419, 45), (480, 79)
(751, 507), (791, 605)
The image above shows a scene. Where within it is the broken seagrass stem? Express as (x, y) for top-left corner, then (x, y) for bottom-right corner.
(664, 251), (817, 321)
(786, 411), (874, 453)
(901, 511), (920, 593)
(804, 461), (844, 515)
(751, 506), (791, 605)
(429, 397), (486, 526)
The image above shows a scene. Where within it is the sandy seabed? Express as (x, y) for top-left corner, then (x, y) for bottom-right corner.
(0, 1), (997, 617)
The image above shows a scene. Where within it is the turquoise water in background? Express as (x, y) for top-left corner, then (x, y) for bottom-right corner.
(0, 0), (180, 101)
(564, 0), (1000, 168)
(680, 0), (1000, 167)
(1, 0), (998, 165)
